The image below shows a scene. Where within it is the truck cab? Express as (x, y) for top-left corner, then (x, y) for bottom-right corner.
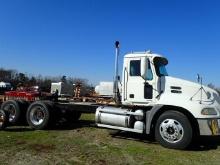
(122, 52), (168, 105)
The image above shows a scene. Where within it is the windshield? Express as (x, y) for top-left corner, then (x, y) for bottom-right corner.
(154, 57), (168, 77)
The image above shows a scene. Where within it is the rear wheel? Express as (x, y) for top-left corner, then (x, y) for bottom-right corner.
(1, 100), (21, 124)
(0, 109), (8, 130)
(155, 111), (192, 149)
(26, 101), (52, 129)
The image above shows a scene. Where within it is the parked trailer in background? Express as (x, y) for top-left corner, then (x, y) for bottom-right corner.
(0, 82), (12, 104)
(1, 41), (220, 150)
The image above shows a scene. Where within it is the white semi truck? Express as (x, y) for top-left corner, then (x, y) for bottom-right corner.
(94, 41), (220, 149)
(1, 41), (220, 149)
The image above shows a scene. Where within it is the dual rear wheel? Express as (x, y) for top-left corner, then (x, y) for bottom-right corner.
(1, 100), (81, 130)
(0, 100), (54, 130)
(26, 101), (81, 129)
(1, 100), (29, 125)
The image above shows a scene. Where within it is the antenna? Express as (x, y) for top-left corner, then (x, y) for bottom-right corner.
(190, 74), (208, 104)
(197, 74), (200, 83)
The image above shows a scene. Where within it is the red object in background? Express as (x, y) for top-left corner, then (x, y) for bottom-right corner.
(5, 86), (40, 101)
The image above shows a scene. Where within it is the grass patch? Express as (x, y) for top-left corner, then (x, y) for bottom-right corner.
(0, 114), (220, 164)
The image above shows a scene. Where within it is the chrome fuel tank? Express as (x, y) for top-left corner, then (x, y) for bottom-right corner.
(95, 106), (131, 127)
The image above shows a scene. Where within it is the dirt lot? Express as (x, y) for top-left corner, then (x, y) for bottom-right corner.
(1, 114), (220, 165)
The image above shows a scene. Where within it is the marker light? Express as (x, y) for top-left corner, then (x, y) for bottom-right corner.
(201, 108), (217, 115)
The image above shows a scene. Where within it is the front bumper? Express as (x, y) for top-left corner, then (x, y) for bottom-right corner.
(198, 118), (220, 135)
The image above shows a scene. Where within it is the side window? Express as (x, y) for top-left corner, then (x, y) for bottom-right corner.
(146, 60), (153, 80)
(130, 60), (140, 76)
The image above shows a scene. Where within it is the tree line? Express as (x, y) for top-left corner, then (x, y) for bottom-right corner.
(0, 68), (93, 93)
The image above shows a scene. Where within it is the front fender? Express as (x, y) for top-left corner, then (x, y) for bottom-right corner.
(157, 93), (220, 119)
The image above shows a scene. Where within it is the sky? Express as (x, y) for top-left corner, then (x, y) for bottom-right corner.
(0, 0), (220, 86)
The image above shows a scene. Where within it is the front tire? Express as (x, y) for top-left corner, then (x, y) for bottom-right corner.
(155, 111), (192, 149)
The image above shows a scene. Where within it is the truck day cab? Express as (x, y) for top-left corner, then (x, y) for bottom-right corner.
(96, 42), (220, 149)
(0, 41), (220, 149)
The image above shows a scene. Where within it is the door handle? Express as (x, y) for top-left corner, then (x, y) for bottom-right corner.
(129, 94), (134, 98)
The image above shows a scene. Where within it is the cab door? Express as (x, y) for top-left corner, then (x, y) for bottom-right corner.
(124, 57), (154, 105)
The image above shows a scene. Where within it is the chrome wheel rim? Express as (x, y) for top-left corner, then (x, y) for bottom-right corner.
(159, 119), (184, 144)
(5, 104), (16, 122)
(0, 113), (5, 127)
(30, 106), (45, 126)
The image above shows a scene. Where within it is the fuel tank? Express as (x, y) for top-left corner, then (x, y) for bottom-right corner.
(96, 106), (144, 129)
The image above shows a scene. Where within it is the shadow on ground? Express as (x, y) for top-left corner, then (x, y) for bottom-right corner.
(110, 130), (220, 151)
(4, 119), (95, 132)
(189, 136), (220, 151)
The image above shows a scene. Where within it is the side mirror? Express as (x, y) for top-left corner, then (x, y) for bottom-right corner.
(141, 57), (148, 79)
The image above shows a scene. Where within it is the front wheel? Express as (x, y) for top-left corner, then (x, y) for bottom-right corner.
(155, 111), (192, 149)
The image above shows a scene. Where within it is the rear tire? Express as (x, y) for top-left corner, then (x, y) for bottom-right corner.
(0, 109), (8, 130)
(155, 111), (192, 149)
(1, 100), (21, 124)
(26, 101), (52, 130)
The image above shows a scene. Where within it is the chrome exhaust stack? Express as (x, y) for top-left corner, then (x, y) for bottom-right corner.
(113, 41), (121, 104)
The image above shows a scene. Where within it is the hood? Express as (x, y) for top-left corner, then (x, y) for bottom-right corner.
(163, 76), (220, 105)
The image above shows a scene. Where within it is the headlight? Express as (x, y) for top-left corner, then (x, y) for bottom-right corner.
(201, 108), (217, 115)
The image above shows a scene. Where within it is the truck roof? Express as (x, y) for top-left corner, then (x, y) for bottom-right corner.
(124, 51), (164, 58)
